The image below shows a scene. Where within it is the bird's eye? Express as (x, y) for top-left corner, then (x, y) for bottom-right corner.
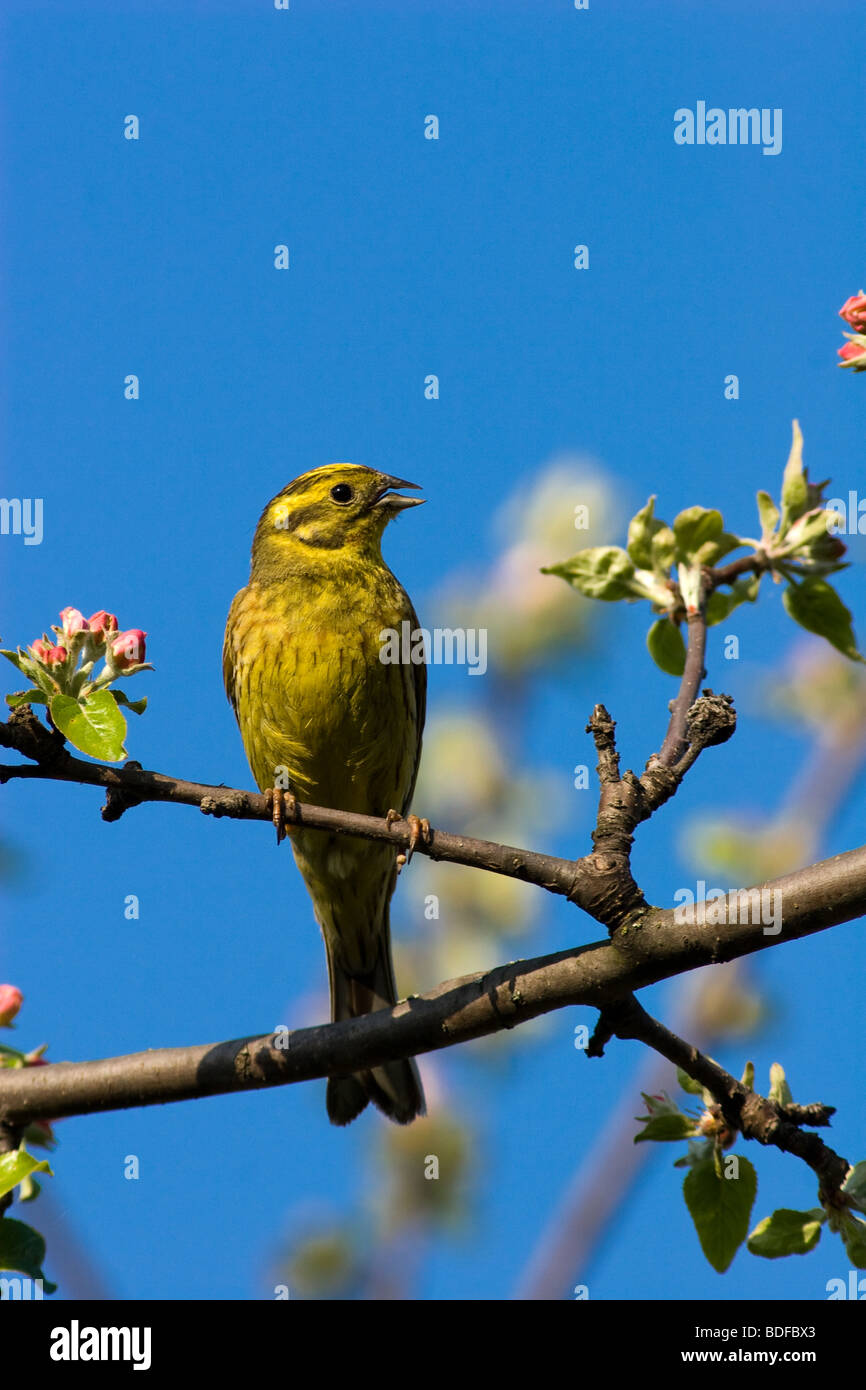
(330, 484), (353, 504)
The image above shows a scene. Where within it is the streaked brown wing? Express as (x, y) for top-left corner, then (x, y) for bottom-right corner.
(400, 594), (427, 816)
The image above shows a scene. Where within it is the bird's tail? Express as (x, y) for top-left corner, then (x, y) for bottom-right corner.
(325, 924), (425, 1127)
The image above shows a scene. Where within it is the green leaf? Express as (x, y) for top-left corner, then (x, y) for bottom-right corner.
(650, 525), (677, 575)
(5, 650), (58, 697)
(683, 1154), (758, 1273)
(705, 573), (761, 627)
(627, 496), (665, 569)
(542, 546), (637, 601)
(842, 1161), (866, 1215)
(646, 618), (686, 676)
(635, 1113), (698, 1143)
(674, 1139), (714, 1169)
(0, 1148), (53, 1199)
(768, 1062), (793, 1107)
(785, 507), (846, 552)
(677, 1067), (705, 1097)
(0, 1217), (56, 1291)
(110, 689), (148, 716)
(757, 489), (780, 540)
(49, 690), (128, 761)
(779, 420), (807, 533)
(747, 1208), (825, 1259)
(0, 648), (24, 674)
(673, 507), (724, 564)
(740, 1061), (755, 1090)
(5, 690), (48, 709)
(782, 579), (864, 663)
(698, 532), (745, 567)
(840, 1214), (866, 1269)
(639, 1090), (681, 1115)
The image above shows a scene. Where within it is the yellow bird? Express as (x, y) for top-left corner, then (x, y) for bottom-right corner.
(223, 463), (427, 1125)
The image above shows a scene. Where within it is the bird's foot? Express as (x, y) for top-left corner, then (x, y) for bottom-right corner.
(386, 809), (431, 871)
(405, 814), (431, 863)
(267, 787), (298, 845)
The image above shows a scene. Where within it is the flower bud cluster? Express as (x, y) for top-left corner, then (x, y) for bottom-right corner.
(838, 293), (866, 371)
(19, 609), (149, 695)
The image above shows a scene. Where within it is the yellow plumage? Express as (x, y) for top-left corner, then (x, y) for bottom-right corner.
(223, 463), (426, 1125)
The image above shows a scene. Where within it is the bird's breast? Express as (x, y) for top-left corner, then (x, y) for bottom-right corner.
(227, 575), (421, 817)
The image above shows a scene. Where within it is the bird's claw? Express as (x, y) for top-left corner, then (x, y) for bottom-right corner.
(267, 786), (298, 845)
(386, 809), (431, 871)
(406, 814), (431, 862)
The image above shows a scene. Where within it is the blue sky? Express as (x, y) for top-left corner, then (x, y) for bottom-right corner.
(2, 0), (864, 1301)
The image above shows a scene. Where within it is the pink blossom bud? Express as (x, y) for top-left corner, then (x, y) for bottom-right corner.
(109, 629), (147, 669)
(838, 340), (866, 365)
(30, 640), (68, 666)
(839, 293), (866, 332)
(59, 607), (88, 638)
(87, 611), (119, 641)
(0, 984), (23, 1026)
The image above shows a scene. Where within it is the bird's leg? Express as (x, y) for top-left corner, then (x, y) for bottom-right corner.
(266, 786), (298, 845)
(386, 808), (431, 870)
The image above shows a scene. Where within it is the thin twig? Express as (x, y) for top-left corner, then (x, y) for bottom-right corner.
(708, 553), (770, 590)
(0, 743), (581, 900)
(657, 609), (708, 766)
(603, 997), (850, 1192)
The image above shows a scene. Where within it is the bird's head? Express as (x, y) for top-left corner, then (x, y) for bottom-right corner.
(249, 463), (424, 579)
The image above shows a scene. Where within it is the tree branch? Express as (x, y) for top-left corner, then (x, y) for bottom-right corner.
(657, 608), (708, 767)
(0, 699), (731, 935)
(708, 552), (770, 590)
(600, 996), (850, 1193)
(0, 710), (582, 902)
(2, 839), (866, 1126)
(583, 686), (736, 926)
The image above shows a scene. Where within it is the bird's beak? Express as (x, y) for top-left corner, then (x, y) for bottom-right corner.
(372, 475), (425, 511)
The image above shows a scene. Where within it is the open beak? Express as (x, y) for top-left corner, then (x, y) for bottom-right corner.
(372, 475), (425, 511)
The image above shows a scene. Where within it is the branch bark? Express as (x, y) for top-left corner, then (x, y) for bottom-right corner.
(0, 729), (582, 901)
(2, 839), (865, 1126)
(602, 996), (850, 1192)
(0, 695), (733, 934)
(657, 608), (708, 766)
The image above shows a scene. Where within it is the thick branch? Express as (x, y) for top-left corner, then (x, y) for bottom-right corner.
(583, 688), (736, 926)
(2, 840), (866, 1126)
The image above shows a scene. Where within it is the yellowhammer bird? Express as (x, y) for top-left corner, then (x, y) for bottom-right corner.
(223, 463), (427, 1126)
